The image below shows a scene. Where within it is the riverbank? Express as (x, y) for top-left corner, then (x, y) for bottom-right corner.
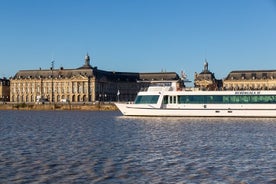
(0, 103), (118, 111)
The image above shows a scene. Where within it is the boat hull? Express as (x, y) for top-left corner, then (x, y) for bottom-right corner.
(115, 103), (276, 117)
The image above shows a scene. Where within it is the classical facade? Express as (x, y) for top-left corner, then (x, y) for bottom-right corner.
(10, 54), (180, 103)
(223, 70), (276, 90)
(194, 61), (222, 90)
(0, 78), (10, 103)
(9, 56), (276, 101)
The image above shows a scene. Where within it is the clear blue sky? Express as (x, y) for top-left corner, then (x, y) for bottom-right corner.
(1, 0), (276, 80)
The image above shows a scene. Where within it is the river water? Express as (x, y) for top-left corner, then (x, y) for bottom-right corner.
(0, 110), (275, 183)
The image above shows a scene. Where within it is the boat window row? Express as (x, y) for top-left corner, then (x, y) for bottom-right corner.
(163, 95), (276, 104)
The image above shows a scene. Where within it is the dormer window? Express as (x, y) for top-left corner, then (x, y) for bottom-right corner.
(262, 73), (267, 79)
(251, 73), (256, 80)
(241, 74), (245, 80)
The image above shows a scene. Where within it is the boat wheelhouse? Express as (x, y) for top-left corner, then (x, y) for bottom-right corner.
(115, 80), (276, 117)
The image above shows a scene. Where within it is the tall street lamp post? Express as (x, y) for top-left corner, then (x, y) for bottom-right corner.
(51, 60), (54, 103)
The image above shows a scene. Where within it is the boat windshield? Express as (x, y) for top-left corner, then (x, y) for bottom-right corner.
(134, 95), (159, 104)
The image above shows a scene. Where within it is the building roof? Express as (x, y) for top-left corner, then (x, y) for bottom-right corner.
(13, 67), (95, 79)
(225, 70), (276, 80)
(11, 54), (179, 82)
(139, 72), (179, 81)
(13, 54), (95, 80)
(94, 70), (139, 82)
(0, 77), (9, 86)
(12, 67), (180, 83)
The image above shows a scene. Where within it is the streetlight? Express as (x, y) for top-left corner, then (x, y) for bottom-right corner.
(51, 60), (54, 103)
(117, 90), (120, 102)
(99, 94), (101, 103)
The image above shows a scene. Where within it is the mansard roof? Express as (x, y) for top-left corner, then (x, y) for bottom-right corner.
(199, 70), (213, 75)
(94, 70), (139, 82)
(12, 67), (179, 82)
(13, 67), (95, 79)
(194, 71), (216, 81)
(139, 72), (179, 81)
(225, 70), (276, 80)
(93, 71), (179, 82)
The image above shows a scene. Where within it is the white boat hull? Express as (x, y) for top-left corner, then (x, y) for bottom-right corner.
(115, 103), (276, 117)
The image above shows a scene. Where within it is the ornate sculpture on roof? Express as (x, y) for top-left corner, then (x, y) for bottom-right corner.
(78, 53), (93, 69)
(85, 53), (91, 67)
(204, 60), (208, 72)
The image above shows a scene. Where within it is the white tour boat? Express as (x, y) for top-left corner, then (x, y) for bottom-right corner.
(115, 80), (276, 117)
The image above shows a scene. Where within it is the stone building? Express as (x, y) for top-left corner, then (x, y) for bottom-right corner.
(223, 70), (276, 90)
(194, 61), (222, 90)
(10, 54), (180, 103)
(0, 78), (10, 103)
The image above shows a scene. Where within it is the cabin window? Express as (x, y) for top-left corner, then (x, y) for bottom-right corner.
(176, 95), (276, 104)
(169, 96), (177, 104)
(163, 96), (168, 104)
(250, 96), (258, 103)
(178, 95), (188, 103)
(222, 96), (229, 103)
(230, 95), (276, 103)
(164, 95), (178, 104)
(239, 96), (250, 103)
(134, 95), (159, 104)
(192, 96), (205, 103)
(213, 96), (223, 103)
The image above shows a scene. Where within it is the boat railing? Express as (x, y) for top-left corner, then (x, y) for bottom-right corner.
(182, 87), (200, 91)
(148, 86), (173, 92)
(139, 86), (173, 92)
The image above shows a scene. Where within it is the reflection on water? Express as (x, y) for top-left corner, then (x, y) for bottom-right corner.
(0, 110), (275, 183)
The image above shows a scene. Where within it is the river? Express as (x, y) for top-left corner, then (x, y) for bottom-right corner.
(0, 110), (275, 183)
